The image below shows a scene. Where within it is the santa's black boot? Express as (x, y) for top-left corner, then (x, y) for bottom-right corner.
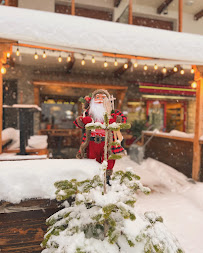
(106, 170), (113, 186)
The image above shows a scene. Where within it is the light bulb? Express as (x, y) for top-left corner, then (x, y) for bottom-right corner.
(42, 51), (47, 59)
(162, 67), (167, 73)
(124, 63), (128, 69)
(16, 48), (20, 56)
(67, 55), (71, 62)
(58, 55), (62, 62)
(154, 64), (158, 70)
(144, 65), (148, 71)
(134, 62), (138, 68)
(6, 52), (10, 58)
(114, 59), (118, 66)
(81, 59), (85, 65)
(104, 61), (108, 68)
(191, 81), (197, 89)
(173, 66), (178, 72)
(180, 69), (184, 75)
(190, 68), (195, 74)
(91, 56), (96, 63)
(1, 66), (6, 74)
(34, 52), (38, 60)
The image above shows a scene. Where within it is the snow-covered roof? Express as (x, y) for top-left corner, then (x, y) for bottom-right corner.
(0, 6), (203, 65)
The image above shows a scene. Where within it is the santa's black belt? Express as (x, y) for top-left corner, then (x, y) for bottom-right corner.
(90, 136), (105, 144)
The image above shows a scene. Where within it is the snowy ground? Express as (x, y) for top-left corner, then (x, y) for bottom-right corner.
(114, 157), (203, 253)
(0, 156), (202, 252)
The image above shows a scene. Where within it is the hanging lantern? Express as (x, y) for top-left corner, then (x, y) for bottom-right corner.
(124, 63), (128, 69)
(154, 64), (158, 70)
(104, 61), (108, 68)
(16, 48), (20, 56)
(91, 56), (96, 63)
(162, 67), (167, 73)
(1, 66), (6, 74)
(34, 52), (39, 60)
(191, 81), (197, 89)
(58, 55), (62, 63)
(81, 59), (85, 65)
(42, 51), (47, 59)
(134, 62), (138, 68)
(180, 69), (184, 75)
(173, 66), (178, 72)
(67, 54), (71, 62)
(114, 59), (118, 66)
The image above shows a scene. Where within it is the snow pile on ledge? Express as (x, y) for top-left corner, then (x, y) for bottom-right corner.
(2, 128), (48, 150)
(143, 130), (194, 139)
(0, 159), (100, 203)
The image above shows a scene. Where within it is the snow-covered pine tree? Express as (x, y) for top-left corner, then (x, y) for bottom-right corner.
(41, 168), (184, 253)
(41, 112), (183, 253)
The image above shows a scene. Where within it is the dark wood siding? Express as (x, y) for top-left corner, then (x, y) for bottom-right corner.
(0, 199), (60, 253)
(55, 4), (113, 21)
(133, 16), (173, 30)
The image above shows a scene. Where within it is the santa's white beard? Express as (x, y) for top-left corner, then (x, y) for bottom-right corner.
(89, 99), (106, 122)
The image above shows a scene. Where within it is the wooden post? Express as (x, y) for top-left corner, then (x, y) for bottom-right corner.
(34, 87), (40, 106)
(178, 0), (183, 32)
(192, 66), (203, 181)
(116, 90), (126, 110)
(71, 0), (75, 15)
(128, 0), (133, 25)
(0, 61), (2, 153)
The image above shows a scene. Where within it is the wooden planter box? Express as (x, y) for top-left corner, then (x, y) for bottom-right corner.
(142, 132), (203, 182)
(0, 199), (61, 253)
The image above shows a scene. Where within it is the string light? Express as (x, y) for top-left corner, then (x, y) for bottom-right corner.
(134, 62), (138, 68)
(124, 63), (128, 69)
(191, 81), (197, 89)
(58, 55), (62, 63)
(180, 69), (184, 75)
(144, 65), (148, 71)
(42, 51), (47, 59)
(67, 54), (71, 62)
(91, 56), (96, 64)
(154, 64), (158, 70)
(173, 66), (178, 72)
(16, 48), (20, 56)
(6, 52), (10, 58)
(162, 67), (167, 73)
(104, 60), (108, 68)
(81, 58), (85, 65)
(190, 67), (195, 74)
(34, 52), (39, 60)
(114, 59), (118, 66)
(1, 66), (6, 74)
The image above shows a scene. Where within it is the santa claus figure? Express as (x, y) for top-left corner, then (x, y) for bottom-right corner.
(74, 89), (127, 182)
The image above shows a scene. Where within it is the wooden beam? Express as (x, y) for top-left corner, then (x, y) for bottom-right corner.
(179, 0), (183, 32)
(103, 52), (152, 60)
(128, 0), (133, 25)
(194, 9), (203, 21)
(71, 0), (75, 15)
(192, 66), (203, 181)
(157, 65), (180, 81)
(0, 61), (2, 154)
(34, 87), (40, 106)
(114, 61), (132, 77)
(33, 81), (128, 91)
(116, 90), (126, 110)
(157, 0), (173, 14)
(114, 0), (122, 7)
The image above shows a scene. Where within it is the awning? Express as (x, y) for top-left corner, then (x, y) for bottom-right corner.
(0, 6), (203, 65)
